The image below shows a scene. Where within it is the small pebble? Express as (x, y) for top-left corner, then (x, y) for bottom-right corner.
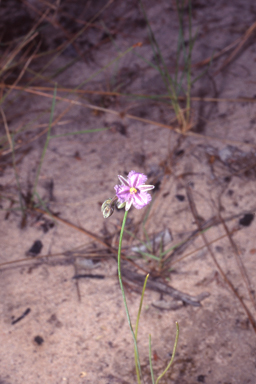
(175, 194), (185, 202)
(218, 147), (232, 162)
(239, 214), (254, 227)
(34, 335), (44, 345)
(26, 240), (43, 257)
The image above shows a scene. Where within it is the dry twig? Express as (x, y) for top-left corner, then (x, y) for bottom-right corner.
(185, 183), (256, 333)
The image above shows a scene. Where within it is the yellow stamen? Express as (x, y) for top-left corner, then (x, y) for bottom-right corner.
(130, 187), (137, 194)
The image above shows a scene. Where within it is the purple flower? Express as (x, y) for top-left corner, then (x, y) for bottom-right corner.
(114, 171), (154, 211)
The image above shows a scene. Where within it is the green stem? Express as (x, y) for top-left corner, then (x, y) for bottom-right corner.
(32, 84), (57, 198)
(155, 322), (179, 384)
(135, 273), (149, 381)
(149, 334), (155, 384)
(118, 210), (142, 383)
(185, 0), (192, 125)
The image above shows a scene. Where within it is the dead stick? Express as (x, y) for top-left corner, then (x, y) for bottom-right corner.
(185, 184), (256, 333)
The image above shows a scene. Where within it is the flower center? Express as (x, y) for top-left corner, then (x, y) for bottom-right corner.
(129, 187), (137, 194)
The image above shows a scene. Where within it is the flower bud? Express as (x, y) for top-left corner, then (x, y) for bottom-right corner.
(101, 198), (115, 218)
(116, 201), (126, 210)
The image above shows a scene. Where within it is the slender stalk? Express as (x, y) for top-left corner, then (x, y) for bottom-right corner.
(155, 322), (179, 384)
(139, 0), (180, 118)
(33, 191), (56, 224)
(134, 274), (149, 381)
(185, 0), (193, 126)
(117, 210), (142, 382)
(149, 335), (155, 384)
(32, 84), (57, 197)
(0, 107), (25, 214)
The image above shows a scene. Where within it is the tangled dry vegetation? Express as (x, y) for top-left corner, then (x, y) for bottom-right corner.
(0, 1), (256, 383)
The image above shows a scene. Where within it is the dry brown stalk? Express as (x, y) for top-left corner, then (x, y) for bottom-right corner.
(218, 213), (256, 311)
(3, 84), (256, 104)
(23, 0), (84, 60)
(213, 21), (256, 76)
(5, 85), (255, 149)
(0, 7), (50, 75)
(21, 0), (115, 86)
(3, 46), (40, 102)
(34, 208), (117, 253)
(185, 184), (256, 333)
(194, 37), (241, 69)
(0, 105), (73, 157)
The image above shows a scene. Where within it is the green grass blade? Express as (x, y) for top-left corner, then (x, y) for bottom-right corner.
(135, 273), (149, 340)
(138, 251), (160, 261)
(32, 84), (57, 197)
(155, 322), (179, 384)
(134, 273), (149, 384)
(33, 191), (56, 225)
(0, 107), (25, 213)
(149, 334), (155, 384)
(50, 127), (110, 138)
(117, 211), (142, 382)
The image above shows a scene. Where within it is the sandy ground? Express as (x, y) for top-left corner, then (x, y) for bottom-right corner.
(1, 1), (256, 383)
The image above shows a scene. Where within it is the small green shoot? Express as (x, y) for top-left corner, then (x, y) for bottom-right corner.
(149, 322), (179, 384)
(32, 84), (57, 198)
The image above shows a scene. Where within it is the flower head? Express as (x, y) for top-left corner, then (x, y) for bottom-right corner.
(114, 170), (154, 211)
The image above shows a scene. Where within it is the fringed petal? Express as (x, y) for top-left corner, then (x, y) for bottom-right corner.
(139, 184), (155, 192)
(125, 197), (133, 211)
(112, 171), (154, 212)
(114, 185), (130, 202)
(118, 175), (129, 186)
(133, 191), (152, 209)
(127, 170), (147, 188)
